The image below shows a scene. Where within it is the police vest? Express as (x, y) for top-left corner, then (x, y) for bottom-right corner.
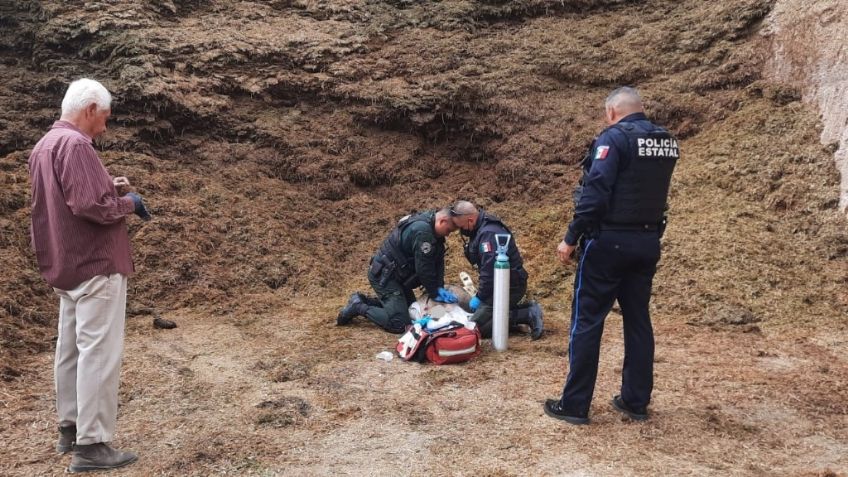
(465, 213), (527, 284)
(378, 212), (434, 281)
(604, 121), (678, 225)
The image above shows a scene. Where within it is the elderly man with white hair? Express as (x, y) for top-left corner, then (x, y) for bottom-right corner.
(29, 78), (150, 472)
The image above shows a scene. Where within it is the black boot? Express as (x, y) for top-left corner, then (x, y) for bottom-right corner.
(527, 301), (544, 340)
(337, 293), (368, 326)
(611, 395), (648, 421)
(511, 301), (544, 340)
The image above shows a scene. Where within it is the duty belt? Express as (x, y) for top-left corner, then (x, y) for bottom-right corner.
(599, 223), (659, 231)
(374, 253), (413, 281)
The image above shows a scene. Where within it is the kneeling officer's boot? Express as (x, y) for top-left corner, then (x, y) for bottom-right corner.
(337, 293), (368, 325)
(528, 301), (544, 340)
(69, 443), (137, 473)
(510, 301), (545, 340)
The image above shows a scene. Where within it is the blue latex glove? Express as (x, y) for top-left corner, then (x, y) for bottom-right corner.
(469, 295), (481, 312)
(434, 287), (458, 304)
(126, 192), (152, 221)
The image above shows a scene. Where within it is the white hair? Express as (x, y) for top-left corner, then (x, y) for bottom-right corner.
(61, 78), (112, 116)
(605, 86), (642, 111)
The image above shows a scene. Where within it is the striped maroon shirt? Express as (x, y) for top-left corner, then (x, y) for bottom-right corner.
(29, 121), (136, 290)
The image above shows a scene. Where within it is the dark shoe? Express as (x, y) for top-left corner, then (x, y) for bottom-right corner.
(611, 395), (648, 421)
(68, 443), (138, 473)
(355, 292), (381, 307)
(528, 301), (544, 340)
(56, 425), (76, 454)
(337, 293), (366, 326)
(543, 399), (589, 425)
(153, 316), (177, 329)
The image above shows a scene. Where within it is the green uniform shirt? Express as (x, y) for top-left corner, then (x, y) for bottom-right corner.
(398, 212), (445, 296)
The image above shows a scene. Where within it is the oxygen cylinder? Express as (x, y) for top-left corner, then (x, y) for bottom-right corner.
(492, 234), (511, 352)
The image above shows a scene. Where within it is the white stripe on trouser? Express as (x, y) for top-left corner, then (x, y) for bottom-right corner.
(53, 273), (127, 445)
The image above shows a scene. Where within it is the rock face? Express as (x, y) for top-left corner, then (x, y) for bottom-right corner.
(762, 0), (848, 211)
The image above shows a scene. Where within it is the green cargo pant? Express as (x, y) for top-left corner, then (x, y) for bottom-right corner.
(472, 281), (528, 339)
(366, 270), (416, 334)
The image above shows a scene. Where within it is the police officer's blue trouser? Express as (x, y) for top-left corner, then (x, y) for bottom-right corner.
(558, 230), (661, 416)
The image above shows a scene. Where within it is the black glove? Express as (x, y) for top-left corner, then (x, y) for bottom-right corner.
(126, 192), (152, 221)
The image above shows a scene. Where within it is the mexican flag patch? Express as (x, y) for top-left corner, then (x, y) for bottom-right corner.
(595, 145), (610, 160)
(481, 242), (493, 253)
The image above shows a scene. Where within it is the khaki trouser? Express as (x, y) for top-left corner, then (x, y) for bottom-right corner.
(53, 273), (127, 445)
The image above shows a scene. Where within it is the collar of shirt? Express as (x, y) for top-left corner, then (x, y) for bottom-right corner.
(52, 120), (92, 143)
(619, 112), (648, 123)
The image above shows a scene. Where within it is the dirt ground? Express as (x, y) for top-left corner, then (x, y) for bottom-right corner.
(1, 1), (846, 476)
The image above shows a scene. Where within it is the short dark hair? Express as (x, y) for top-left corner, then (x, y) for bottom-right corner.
(449, 200), (476, 217)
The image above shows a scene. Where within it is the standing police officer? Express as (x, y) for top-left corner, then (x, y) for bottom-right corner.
(449, 201), (543, 340)
(337, 208), (459, 333)
(544, 87), (679, 424)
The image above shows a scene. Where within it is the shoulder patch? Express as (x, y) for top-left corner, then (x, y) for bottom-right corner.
(420, 242), (433, 254)
(594, 145), (610, 160)
(480, 242), (494, 253)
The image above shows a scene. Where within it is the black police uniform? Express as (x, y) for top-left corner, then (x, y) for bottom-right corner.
(363, 211), (447, 333)
(557, 112), (678, 418)
(462, 211), (534, 338)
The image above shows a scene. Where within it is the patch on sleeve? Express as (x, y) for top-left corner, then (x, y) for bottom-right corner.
(594, 145), (610, 160)
(420, 241), (433, 254)
(480, 242), (493, 253)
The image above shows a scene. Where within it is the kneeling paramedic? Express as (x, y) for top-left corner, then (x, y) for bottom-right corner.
(337, 208), (459, 333)
(449, 200), (544, 340)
